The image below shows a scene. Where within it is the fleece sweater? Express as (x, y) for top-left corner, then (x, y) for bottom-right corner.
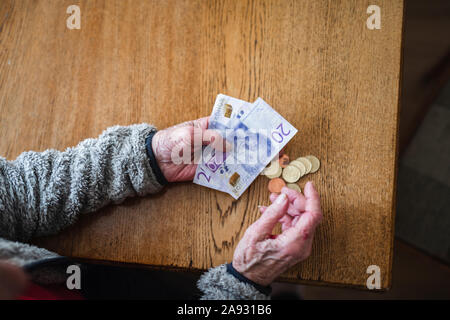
(0, 123), (268, 300)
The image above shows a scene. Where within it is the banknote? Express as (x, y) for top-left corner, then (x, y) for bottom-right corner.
(194, 94), (298, 199)
(193, 94), (252, 194)
(193, 147), (230, 194)
(208, 94), (254, 132)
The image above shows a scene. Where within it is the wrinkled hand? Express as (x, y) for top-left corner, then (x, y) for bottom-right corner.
(232, 182), (323, 286)
(152, 117), (227, 182)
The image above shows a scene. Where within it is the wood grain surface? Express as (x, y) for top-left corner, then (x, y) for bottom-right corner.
(0, 0), (404, 289)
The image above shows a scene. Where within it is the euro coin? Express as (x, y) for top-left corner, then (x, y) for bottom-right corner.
(266, 166), (282, 179)
(296, 157), (312, 174)
(282, 165), (301, 183)
(263, 160), (280, 177)
(288, 160), (306, 176)
(286, 183), (301, 193)
(305, 155), (320, 173)
(268, 178), (286, 193)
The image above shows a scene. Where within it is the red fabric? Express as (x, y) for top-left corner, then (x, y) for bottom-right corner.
(18, 282), (84, 300)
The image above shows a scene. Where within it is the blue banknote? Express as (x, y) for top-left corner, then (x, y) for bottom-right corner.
(194, 94), (297, 199)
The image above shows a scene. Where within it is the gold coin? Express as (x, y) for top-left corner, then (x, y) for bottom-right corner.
(296, 157), (312, 174)
(263, 160), (281, 177)
(286, 183), (301, 193)
(305, 155), (320, 173)
(282, 165), (301, 183)
(288, 160), (306, 176)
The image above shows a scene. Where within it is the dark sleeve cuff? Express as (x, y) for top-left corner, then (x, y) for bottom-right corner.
(226, 263), (272, 296)
(145, 131), (169, 186)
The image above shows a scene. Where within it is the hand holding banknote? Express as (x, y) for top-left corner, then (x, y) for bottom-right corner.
(194, 95), (298, 199)
(152, 116), (229, 182)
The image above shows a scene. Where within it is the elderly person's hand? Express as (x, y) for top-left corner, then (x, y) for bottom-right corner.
(232, 182), (323, 286)
(152, 117), (227, 182)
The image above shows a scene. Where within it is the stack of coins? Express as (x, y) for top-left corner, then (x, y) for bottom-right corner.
(262, 155), (320, 193)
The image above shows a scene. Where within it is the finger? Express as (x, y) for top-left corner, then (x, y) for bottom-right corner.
(277, 212), (317, 246)
(270, 193), (300, 216)
(203, 129), (231, 152)
(291, 215), (300, 226)
(173, 116), (209, 130)
(269, 193), (278, 203)
(279, 214), (293, 232)
(270, 193), (302, 216)
(303, 181), (322, 225)
(192, 116), (209, 130)
(260, 203), (292, 231)
(251, 193), (288, 236)
(280, 182), (322, 243)
(281, 187), (306, 212)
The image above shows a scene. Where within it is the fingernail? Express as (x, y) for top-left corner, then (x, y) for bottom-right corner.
(275, 193), (287, 204)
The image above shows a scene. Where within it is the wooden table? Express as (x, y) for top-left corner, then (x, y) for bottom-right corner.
(0, 0), (403, 289)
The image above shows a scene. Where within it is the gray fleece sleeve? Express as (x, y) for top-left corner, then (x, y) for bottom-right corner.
(197, 264), (270, 300)
(0, 123), (164, 242)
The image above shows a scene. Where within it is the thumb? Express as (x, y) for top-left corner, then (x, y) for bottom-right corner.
(252, 193), (289, 236)
(203, 129), (232, 152)
(303, 181), (322, 226)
